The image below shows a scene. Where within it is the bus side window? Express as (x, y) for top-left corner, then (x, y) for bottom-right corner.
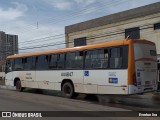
(85, 51), (92, 68)
(75, 51), (83, 69)
(91, 50), (99, 68)
(36, 55), (49, 70)
(57, 54), (65, 69)
(101, 49), (109, 68)
(85, 49), (108, 69)
(14, 58), (23, 71)
(122, 46), (128, 69)
(109, 47), (122, 69)
(66, 52), (75, 69)
(24, 57), (35, 70)
(49, 54), (57, 69)
(91, 49), (109, 69)
(65, 51), (83, 69)
(6, 59), (12, 73)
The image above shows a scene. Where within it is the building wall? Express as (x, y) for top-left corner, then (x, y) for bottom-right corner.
(6, 34), (19, 58)
(0, 31), (6, 60)
(65, 2), (160, 54)
(0, 32), (18, 60)
(66, 13), (160, 53)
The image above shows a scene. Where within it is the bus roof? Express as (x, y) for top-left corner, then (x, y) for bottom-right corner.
(7, 39), (155, 59)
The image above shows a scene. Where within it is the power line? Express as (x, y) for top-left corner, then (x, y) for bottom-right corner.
(38, 0), (129, 26)
(20, 40), (66, 50)
(0, 30), (157, 55)
(1, 22), (157, 54)
(0, 0), (129, 36)
(19, 33), (65, 44)
(1, 0), (131, 50)
(19, 41), (70, 50)
(18, 23), (157, 51)
(0, 1), (158, 53)
(18, 0), (130, 46)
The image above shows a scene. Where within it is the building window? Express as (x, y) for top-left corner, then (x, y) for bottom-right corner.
(154, 23), (160, 30)
(125, 27), (140, 39)
(74, 37), (86, 47)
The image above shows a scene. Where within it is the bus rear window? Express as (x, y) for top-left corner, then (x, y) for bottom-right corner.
(150, 50), (156, 56)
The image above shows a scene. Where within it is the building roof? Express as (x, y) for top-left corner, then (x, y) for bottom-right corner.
(65, 2), (160, 34)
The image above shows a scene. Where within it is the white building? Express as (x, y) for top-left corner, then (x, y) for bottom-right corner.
(65, 2), (160, 56)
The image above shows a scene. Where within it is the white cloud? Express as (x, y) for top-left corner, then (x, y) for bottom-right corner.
(54, 1), (73, 10)
(15, 22), (65, 53)
(44, 0), (97, 11)
(74, 0), (96, 7)
(0, 2), (28, 21)
(0, 1), (65, 53)
(44, 0), (74, 10)
(1, 0), (159, 54)
(2, 20), (65, 53)
(82, 6), (98, 14)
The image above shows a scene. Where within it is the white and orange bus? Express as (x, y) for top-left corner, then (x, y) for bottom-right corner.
(5, 39), (157, 98)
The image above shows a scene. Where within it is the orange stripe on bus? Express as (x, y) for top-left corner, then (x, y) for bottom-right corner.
(7, 39), (155, 59)
(128, 40), (135, 85)
(7, 39), (130, 59)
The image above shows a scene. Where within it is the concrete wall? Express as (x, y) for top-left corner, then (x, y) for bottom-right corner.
(66, 13), (160, 54)
(65, 2), (160, 54)
(0, 32), (18, 60)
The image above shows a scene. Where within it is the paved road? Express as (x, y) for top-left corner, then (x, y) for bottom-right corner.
(0, 88), (128, 111)
(97, 92), (160, 111)
(0, 88), (159, 120)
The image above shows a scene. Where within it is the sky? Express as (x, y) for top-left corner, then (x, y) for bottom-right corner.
(0, 0), (160, 53)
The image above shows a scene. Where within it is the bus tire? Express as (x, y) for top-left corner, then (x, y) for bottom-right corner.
(62, 82), (78, 98)
(16, 80), (24, 92)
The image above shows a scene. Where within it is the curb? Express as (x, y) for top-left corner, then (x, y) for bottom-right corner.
(0, 85), (16, 90)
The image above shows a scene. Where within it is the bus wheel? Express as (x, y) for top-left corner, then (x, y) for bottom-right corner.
(62, 82), (75, 98)
(16, 80), (24, 92)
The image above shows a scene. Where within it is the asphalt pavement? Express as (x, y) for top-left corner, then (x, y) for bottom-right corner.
(0, 85), (160, 120)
